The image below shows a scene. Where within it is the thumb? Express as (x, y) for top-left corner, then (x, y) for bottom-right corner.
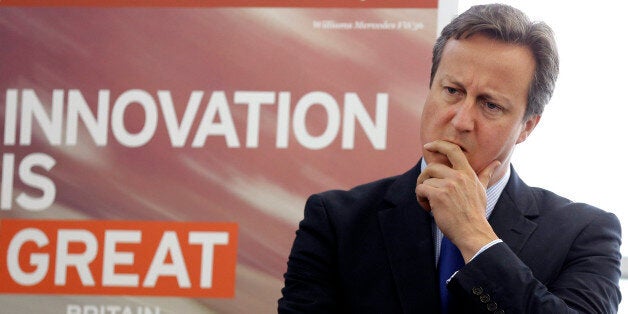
(478, 160), (501, 188)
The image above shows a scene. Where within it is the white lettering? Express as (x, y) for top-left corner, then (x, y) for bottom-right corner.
(55, 229), (97, 286)
(293, 91), (340, 150)
(66, 89), (110, 146)
(7, 228), (49, 285)
(66, 305), (161, 314)
(1, 153), (15, 210)
(66, 304), (81, 314)
(3, 89), (389, 150)
(102, 230), (141, 287)
(143, 231), (191, 288)
(276, 92), (291, 148)
(192, 91), (240, 148)
(111, 89), (158, 147)
(16, 153), (56, 211)
(84, 305), (98, 314)
(4, 89), (18, 145)
(20, 89), (64, 145)
(342, 93), (388, 149)
(234, 91), (275, 148)
(189, 231), (229, 288)
(157, 90), (203, 147)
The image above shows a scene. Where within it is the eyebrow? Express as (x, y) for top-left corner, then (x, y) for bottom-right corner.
(440, 74), (462, 88)
(440, 74), (512, 107)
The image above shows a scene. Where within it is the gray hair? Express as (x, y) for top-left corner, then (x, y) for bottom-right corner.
(430, 4), (559, 117)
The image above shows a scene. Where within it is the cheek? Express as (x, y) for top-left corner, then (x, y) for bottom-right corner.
(476, 126), (519, 158)
(420, 104), (434, 133)
(420, 100), (434, 120)
(420, 99), (445, 129)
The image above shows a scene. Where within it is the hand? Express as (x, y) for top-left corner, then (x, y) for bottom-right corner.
(415, 140), (501, 262)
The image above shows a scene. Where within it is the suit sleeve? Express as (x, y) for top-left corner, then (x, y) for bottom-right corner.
(449, 210), (622, 314)
(278, 194), (341, 313)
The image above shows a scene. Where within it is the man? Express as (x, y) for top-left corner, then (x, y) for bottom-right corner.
(279, 4), (621, 314)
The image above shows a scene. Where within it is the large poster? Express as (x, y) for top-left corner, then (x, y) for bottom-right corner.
(0, 1), (438, 312)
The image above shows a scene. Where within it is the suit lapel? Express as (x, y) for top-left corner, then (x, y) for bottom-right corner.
(376, 164), (539, 312)
(378, 164), (439, 313)
(489, 167), (539, 254)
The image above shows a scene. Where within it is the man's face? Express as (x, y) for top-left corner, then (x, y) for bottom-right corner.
(420, 34), (540, 184)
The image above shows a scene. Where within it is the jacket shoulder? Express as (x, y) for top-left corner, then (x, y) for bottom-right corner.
(316, 174), (399, 207)
(530, 186), (618, 222)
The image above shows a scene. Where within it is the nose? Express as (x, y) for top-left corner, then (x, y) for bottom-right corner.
(450, 99), (475, 132)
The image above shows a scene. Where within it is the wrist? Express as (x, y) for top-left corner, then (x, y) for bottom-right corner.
(455, 225), (498, 263)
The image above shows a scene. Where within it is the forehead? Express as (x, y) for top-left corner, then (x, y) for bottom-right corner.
(437, 34), (535, 107)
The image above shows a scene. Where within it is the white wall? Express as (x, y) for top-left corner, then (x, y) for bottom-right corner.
(454, 0), (628, 250)
(453, 1), (628, 312)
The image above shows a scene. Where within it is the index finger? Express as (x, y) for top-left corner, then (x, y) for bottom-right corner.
(423, 140), (473, 172)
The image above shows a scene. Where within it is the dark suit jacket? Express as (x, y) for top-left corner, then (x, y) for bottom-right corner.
(278, 163), (622, 313)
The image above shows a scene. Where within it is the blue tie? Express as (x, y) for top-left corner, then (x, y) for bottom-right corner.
(438, 236), (465, 314)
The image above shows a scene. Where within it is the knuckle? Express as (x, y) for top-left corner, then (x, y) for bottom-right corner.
(443, 181), (456, 191)
(453, 172), (466, 183)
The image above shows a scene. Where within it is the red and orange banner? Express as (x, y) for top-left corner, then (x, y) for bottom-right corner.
(0, 1), (440, 312)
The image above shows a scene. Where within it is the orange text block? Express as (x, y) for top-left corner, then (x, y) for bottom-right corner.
(0, 219), (238, 297)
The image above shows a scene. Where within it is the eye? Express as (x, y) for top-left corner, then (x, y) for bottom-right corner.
(445, 87), (458, 95)
(483, 101), (504, 113)
(486, 102), (499, 110)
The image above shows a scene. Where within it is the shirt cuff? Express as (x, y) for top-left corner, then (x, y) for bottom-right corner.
(470, 239), (503, 262)
(446, 239), (503, 283)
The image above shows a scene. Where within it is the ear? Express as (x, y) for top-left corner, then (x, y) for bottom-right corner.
(516, 114), (541, 144)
